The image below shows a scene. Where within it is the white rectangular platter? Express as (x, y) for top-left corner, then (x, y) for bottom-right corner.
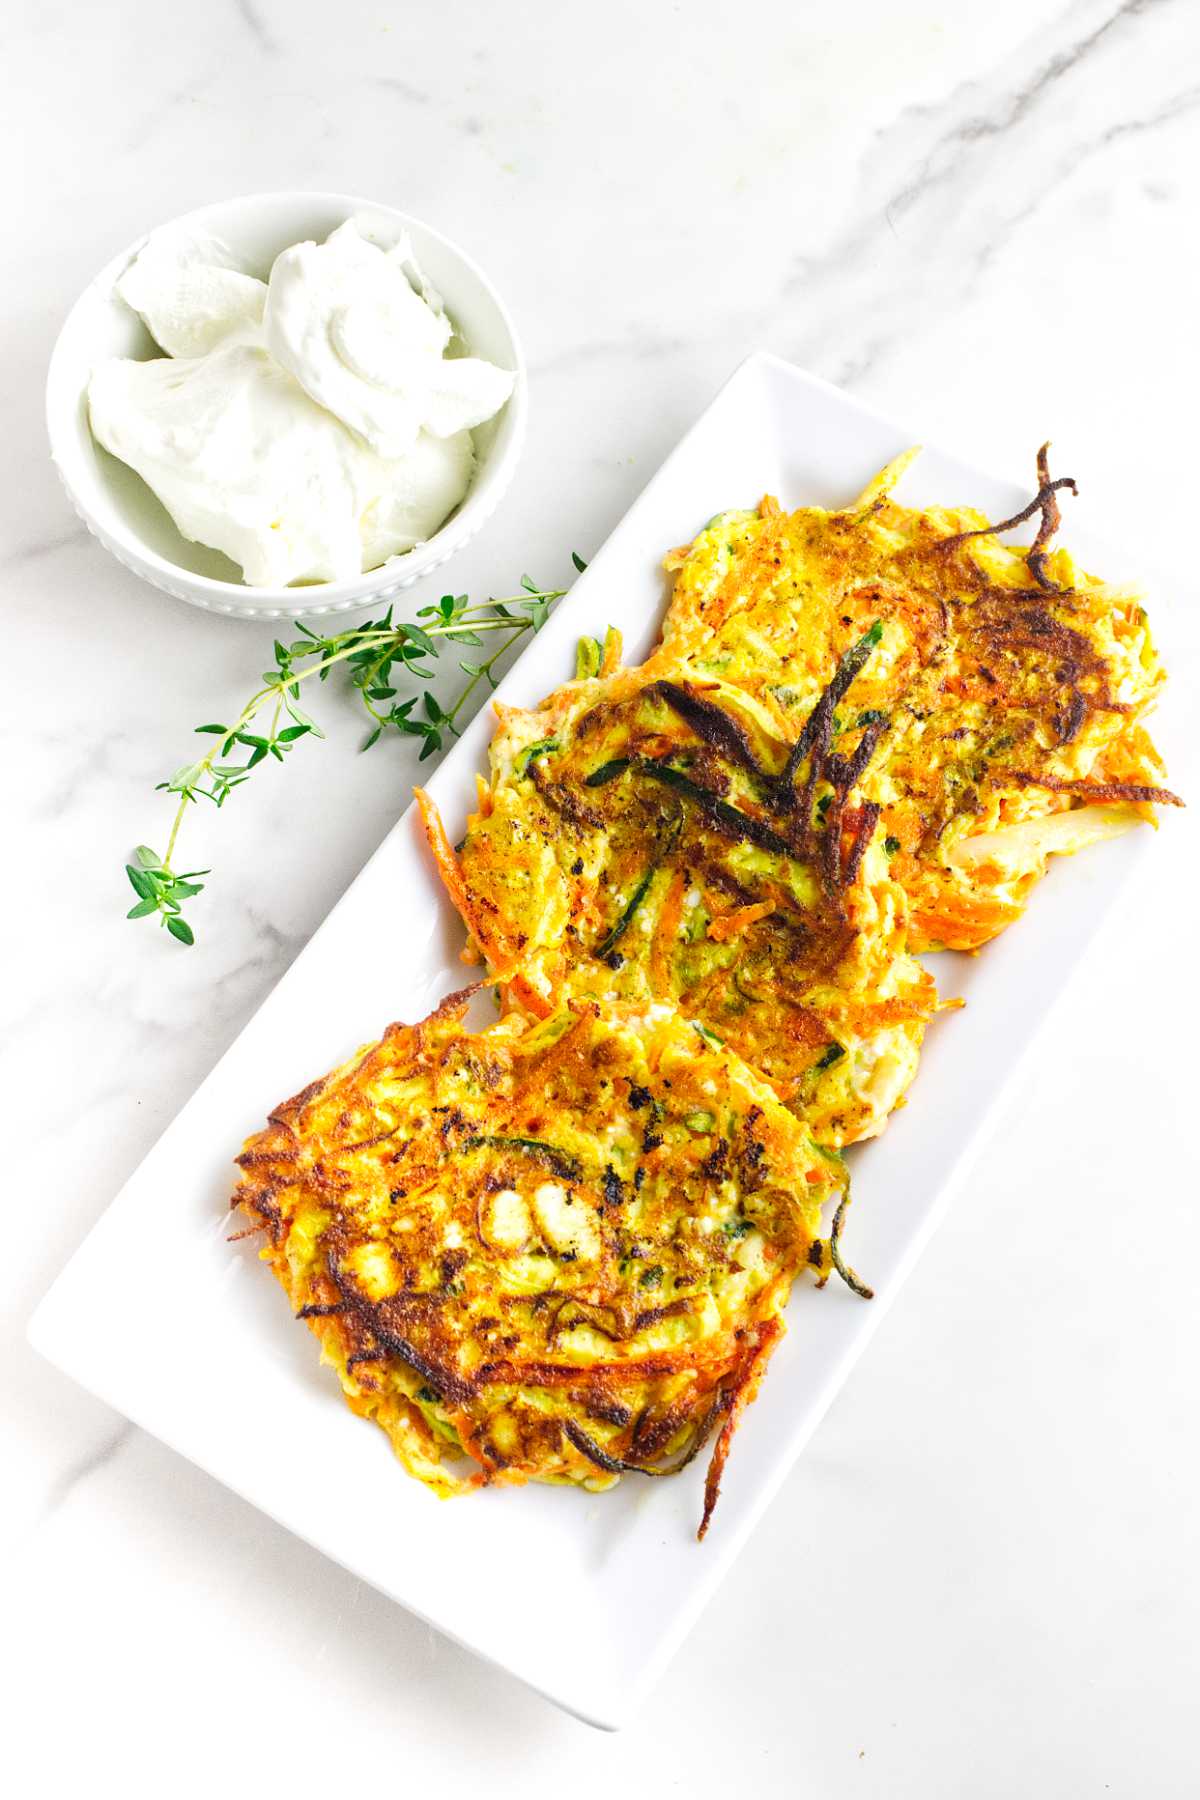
(28, 354), (1174, 1729)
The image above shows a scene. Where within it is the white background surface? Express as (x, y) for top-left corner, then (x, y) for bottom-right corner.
(6, 1), (1199, 1793)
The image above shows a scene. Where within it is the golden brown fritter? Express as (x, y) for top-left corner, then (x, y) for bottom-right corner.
(419, 648), (937, 1150)
(659, 450), (1180, 950)
(233, 986), (847, 1536)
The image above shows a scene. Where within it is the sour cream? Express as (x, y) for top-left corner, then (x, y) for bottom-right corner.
(89, 341), (473, 588)
(265, 221), (514, 458)
(116, 224), (267, 358)
(88, 218), (514, 587)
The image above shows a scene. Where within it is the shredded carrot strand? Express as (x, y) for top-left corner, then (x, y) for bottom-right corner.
(414, 787), (518, 977)
(707, 900), (774, 944)
(651, 869), (686, 990)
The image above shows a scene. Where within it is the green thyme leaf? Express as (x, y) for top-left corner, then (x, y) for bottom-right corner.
(129, 569), (580, 945)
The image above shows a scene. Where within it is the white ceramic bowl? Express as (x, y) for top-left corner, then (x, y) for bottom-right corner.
(45, 191), (527, 621)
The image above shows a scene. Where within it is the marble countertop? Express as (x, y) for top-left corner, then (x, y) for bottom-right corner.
(7, 0), (1199, 1792)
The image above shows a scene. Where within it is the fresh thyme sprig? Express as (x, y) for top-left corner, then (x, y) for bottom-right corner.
(126, 559), (586, 946)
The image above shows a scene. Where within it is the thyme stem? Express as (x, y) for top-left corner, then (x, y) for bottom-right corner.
(127, 566), (584, 946)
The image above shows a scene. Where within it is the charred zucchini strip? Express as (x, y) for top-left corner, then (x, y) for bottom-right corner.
(594, 814), (682, 959)
(462, 1135), (582, 1180)
(633, 760), (794, 856)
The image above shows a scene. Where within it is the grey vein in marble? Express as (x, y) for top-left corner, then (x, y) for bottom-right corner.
(231, 0), (279, 56)
(878, 0), (1178, 233)
(764, 0), (1200, 386)
(7, 524), (90, 568)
